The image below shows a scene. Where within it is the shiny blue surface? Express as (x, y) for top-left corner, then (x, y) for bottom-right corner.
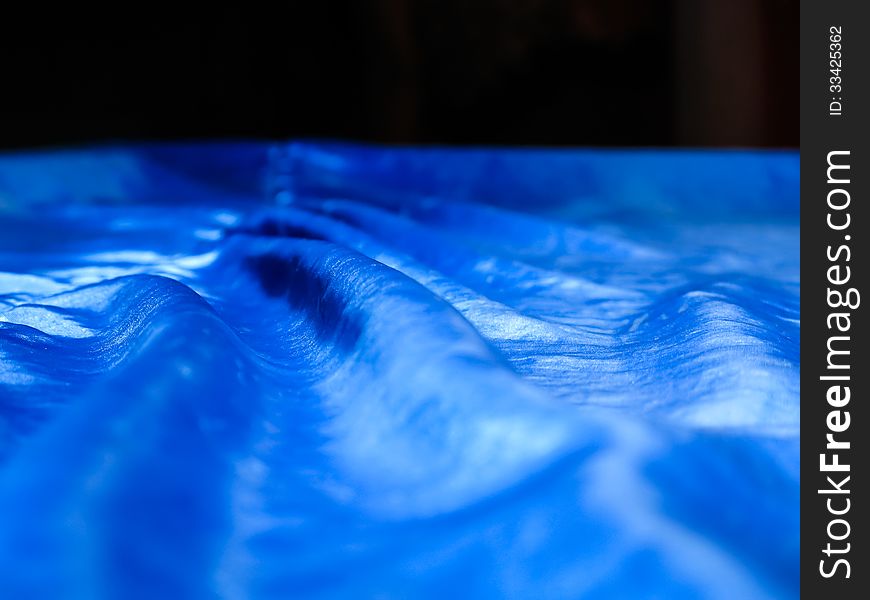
(0, 143), (798, 598)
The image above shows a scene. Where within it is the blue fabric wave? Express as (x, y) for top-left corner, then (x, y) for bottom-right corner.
(0, 143), (798, 599)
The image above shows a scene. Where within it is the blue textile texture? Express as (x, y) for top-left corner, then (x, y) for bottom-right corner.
(0, 143), (798, 599)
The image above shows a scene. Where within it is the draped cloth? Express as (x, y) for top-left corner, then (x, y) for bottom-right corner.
(0, 143), (799, 598)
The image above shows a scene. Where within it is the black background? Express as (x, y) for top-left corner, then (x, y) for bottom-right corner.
(801, 0), (869, 597)
(2, 1), (796, 149)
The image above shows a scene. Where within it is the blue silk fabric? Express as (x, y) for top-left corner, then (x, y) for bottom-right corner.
(0, 143), (798, 598)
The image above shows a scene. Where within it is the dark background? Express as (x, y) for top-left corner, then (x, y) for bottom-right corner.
(1, 1), (797, 149)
